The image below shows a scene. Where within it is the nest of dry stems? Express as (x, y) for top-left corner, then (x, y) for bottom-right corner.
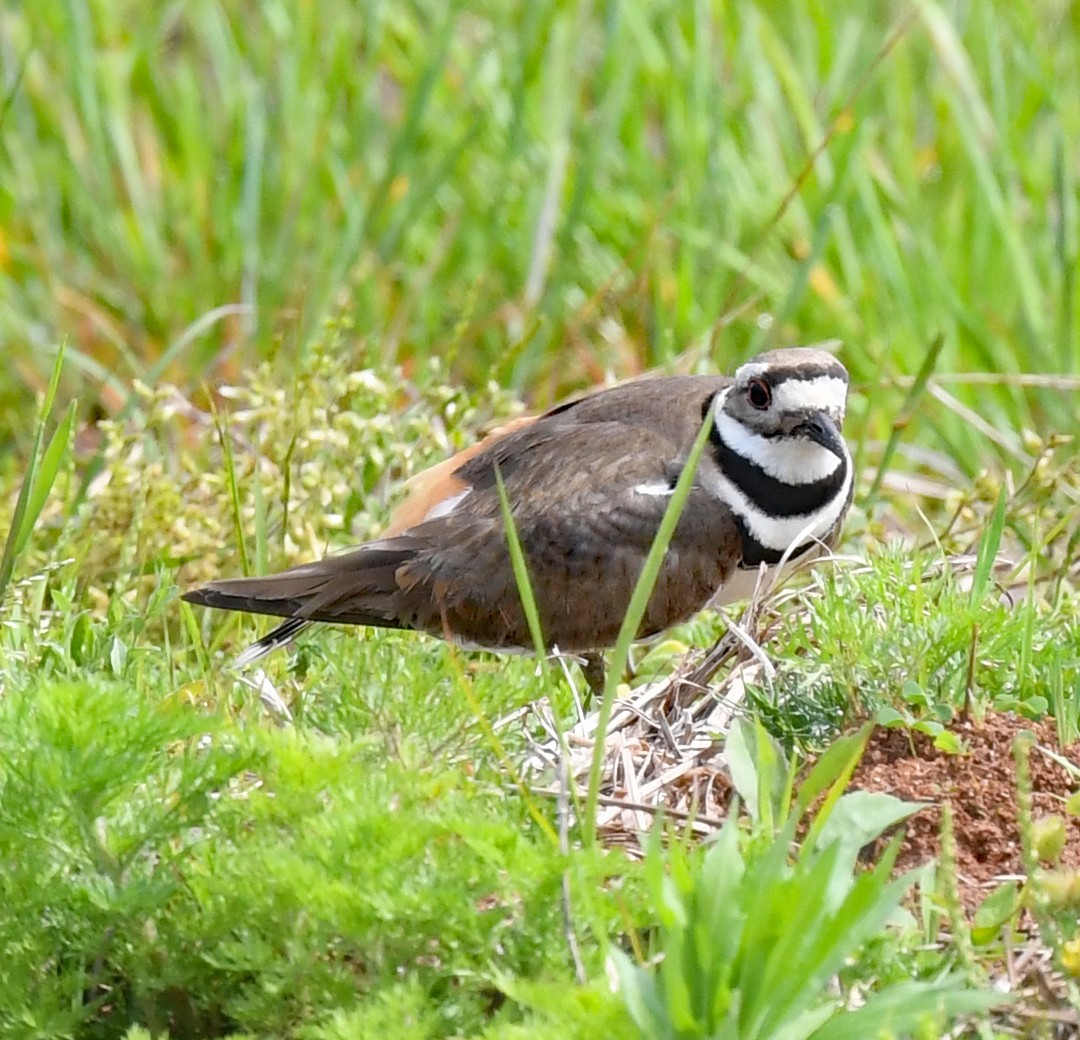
(511, 563), (786, 849)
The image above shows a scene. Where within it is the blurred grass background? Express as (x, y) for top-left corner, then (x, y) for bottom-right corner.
(1, 0), (1077, 474)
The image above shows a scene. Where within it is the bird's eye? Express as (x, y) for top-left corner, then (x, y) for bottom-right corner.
(747, 378), (771, 410)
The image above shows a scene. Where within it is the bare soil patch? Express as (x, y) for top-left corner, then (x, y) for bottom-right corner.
(850, 713), (1080, 911)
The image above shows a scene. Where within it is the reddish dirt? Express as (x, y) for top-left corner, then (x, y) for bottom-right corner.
(850, 713), (1080, 912)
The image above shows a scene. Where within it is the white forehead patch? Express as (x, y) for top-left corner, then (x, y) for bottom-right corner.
(772, 375), (848, 416)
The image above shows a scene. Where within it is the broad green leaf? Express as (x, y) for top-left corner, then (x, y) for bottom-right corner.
(769, 1004), (837, 1040)
(794, 723), (873, 816)
(808, 978), (1006, 1040)
(725, 717), (787, 827)
(812, 791), (924, 865)
(696, 818), (746, 970)
(725, 717), (761, 820)
(875, 706), (905, 726)
(609, 950), (666, 1038)
(971, 882), (1021, 945)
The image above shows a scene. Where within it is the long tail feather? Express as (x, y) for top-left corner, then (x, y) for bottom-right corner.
(182, 541), (421, 628)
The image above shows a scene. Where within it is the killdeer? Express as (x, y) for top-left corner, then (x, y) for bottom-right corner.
(183, 347), (853, 689)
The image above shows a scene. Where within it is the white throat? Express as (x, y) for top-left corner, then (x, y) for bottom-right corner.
(714, 410), (841, 485)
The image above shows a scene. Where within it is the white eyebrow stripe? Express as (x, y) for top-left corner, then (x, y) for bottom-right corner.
(769, 375), (848, 415)
(714, 412), (842, 485)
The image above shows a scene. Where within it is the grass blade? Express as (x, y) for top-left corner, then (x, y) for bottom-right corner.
(494, 463), (548, 665)
(0, 343), (69, 603)
(437, 475), (564, 850)
(252, 465), (269, 578)
(968, 484), (1007, 608)
(210, 401), (251, 578)
(862, 333), (946, 507)
(583, 406), (716, 846)
(18, 400), (76, 559)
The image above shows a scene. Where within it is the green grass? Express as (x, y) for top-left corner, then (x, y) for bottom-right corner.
(0, 677), (628, 1037)
(753, 542), (1080, 747)
(1, 342), (1078, 1037)
(2, 1), (1079, 468)
(3, 0), (1080, 1036)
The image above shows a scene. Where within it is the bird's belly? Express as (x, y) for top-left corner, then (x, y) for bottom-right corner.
(708, 565), (771, 606)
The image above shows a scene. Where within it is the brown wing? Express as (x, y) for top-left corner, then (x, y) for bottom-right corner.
(385, 373), (731, 530)
(387, 417), (742, 650)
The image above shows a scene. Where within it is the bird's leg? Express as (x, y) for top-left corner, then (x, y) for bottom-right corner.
(580, 652), (606, 699)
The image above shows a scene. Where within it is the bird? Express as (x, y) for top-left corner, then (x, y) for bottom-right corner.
(182, 347), (853, 691)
